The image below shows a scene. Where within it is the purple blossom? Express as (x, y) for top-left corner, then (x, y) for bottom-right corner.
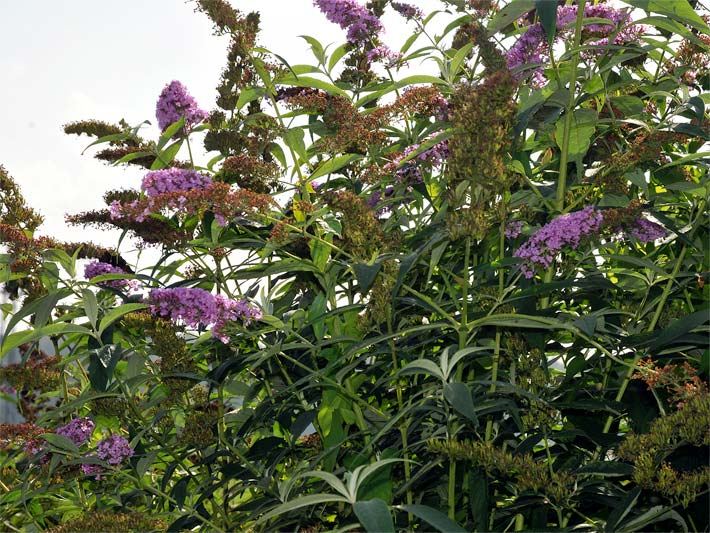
(506, 4), (640, 87)
(141, 168), (212, 197)
(514, 206), (604, 278)
(81, 463), (104, 480)
(155, 80), (208, 132)
(367, 45), (404, 67)
(366, 186), (395, 215)
(505, 220), (524, 239)
(626, 218), (667, 243)
(96, 435), (133, 465)
(148, 287), (262, 343)
(313, 0), (383, 43)
(84, 261), (134, 290)
(390, 140), (449, 184)
(391, 2), (423, 20)
(56, 418), (95, 447)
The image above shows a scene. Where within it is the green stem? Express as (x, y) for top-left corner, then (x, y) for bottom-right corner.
(555, 0), (587, 211)
(485, 221), (506, 441)
(602, 244), (688, 433)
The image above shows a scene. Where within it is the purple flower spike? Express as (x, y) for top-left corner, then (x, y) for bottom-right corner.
(505, 221), (524, 239)
(156, 80), (208, 131)
(141, 168), (212, 197)
(96, 435), (133, 466)
(391, 2), (423, 20)
(84, 261), (135, 291)
(56, 417), (95, 446)
(148, 287), (262, 343)
(81, 463), (104, 480)
(514, 206), (603, 278)
(626, 218), (667, 243)
(313, 0), (383, 43)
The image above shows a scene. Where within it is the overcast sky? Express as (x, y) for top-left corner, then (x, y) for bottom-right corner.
(1, 0), (441, 258)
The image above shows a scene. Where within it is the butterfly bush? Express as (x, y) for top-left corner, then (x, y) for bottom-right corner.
(96, 435), (133, 465)
(2, 0), (708, 531)
(148, 287), (262, 343)
(84, 260), (134, 290)
(514, 206), (604, 277)
(56, 418), (94, 446)
(313, 0), (383, 43)
(141, 168), (212, 197)
(155, 80), (208, 131)
(506, 3), (642, 86)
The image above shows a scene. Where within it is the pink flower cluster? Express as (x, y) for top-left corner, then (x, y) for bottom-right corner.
(366, 45), (404, 67)
(84, 261), (135, 290)
(313, 0), (383, 43)
(148, 287), (262, 343)
(388, 140), (449, 184)
(391, 2), (423, 20)
(626, 218), (667, 243)
(155, 80), (208, 131)
(514, 206), (604, 278)
(81, 434), (134, 479)
(56, 417), (95, 446)
(141, 168), (213, 198)
(506, 4), (642, 87)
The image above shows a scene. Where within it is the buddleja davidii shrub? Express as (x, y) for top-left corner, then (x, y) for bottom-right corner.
(1, 0), (709, 531)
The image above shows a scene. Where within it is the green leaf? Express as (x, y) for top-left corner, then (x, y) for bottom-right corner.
(353, 261), (382, 295)
(535, 0), (558, 44)
(309, 154), (362, 180)
(157, 117), (185, 150)
(354, 499), (394, 533)
(605, 487), (641, 532)
(237, 87), (266, 110)
(283, 128), (307, 161)
(398, 504), (467, 533)
(98, 303), (149, 336)
(1, 323), (91, 359)
(576, 462), (634, 477)
(400, 359), (445, 381)
(658, 151), (709, 169)
(556, 109), (597, 158)
(42, 433), (80, 454)
(648, 308), (709, 350)
(488, 0), (534, 33)
(622, 0), (709, 33)
(444, 382), (479, 426)
(88, 345), (123, 392)
(255, 494), (350, 524)
(328, 43), (349, 72)
(277, 74), (349, 98)
(616, 505), (688, 533)
(151, 140), (182, 170)
(82, 289), (98, 329)
(449, 42), (474, 79)
(300, 35), (325, 65)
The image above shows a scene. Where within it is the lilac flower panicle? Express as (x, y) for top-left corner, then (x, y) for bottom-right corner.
(506, 4), (640, 87)
(156, 80), (208, 131)
(392, 140), (449, 184)
(391, 2), (423, 20)
(56, 417), (95, 446)
(626, 218), (667, 243)
(366, 45), (404, 67)
(514, 206), (603, 278)
(505, 221), (524, 239)
(149, 287), (218, 331)
(313, 0), (383, 43)
(84, 261), (134, 290)
(148, 287), (262, 343)
(81, 463), (104, 480)
(141, 168), (212, 197)
(96, 435), (133, 466)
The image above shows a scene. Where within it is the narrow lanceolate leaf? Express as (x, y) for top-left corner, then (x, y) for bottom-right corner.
(398, 504), (467, 533)
(98, 303), (149, 336)
(255, 494), (350, 524)
(354, 499), (395, 533)
(1, 323), (92, 359)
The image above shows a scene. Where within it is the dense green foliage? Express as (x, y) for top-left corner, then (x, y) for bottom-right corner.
(1, 0), (709, 531)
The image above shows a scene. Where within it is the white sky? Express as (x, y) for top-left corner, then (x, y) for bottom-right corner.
(1, 0), (440, 256)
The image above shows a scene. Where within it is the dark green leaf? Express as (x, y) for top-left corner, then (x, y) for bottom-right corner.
(354, 499), (395, 533)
